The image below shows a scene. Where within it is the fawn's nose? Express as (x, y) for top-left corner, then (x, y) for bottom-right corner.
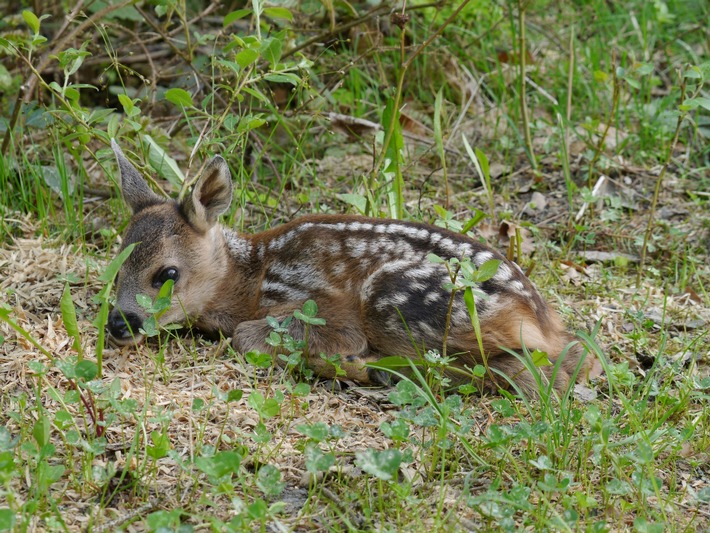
(108, 308), (143, 341)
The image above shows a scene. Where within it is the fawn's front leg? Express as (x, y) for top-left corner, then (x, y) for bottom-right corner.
(232, 295), (387, 383)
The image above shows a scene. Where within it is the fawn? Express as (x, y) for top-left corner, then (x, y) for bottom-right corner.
(108, 140), (598, 396)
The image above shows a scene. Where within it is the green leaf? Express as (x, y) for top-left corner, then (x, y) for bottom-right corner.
(195, 450), (242, 478)
(474, 147), (490, 182)
(263, 7), (293, 20)
(296, 422), (330, 442)
(143, 134), (185, 188)
(260, 36), (283, 69)
(292, 382), (310, 396)
(224, 9), (252, 27)
(301, 300), (318, 318)
(236, 48), (259, 68)
(434, 88), (445, 159)
(635, 63), (654, 76)
(475, 259), (501, 282)
(368, 355), (415, 370)
(256, 464), (284, 497)
(60, 283), (82, 356)
(164, 88), (193, 108)
(22, 10), (40, 34)
(0, 508), (16, 530)
(246, 351), (274, 369)
(147, 430), (170, 459)
(530, 349), (553, 367)
(75, 360), (98, 381)
(356, 448), (403, 481)
(136, 294), (152, 310)
(117, 93), (139, 117)
(304, 443), (335, 474)
(33, 416), (51, 448)
(337, 193), (367, 214)
(294, 301), (326, 325)
(263, 73), (302, 85)
(682, 97), (710, 111)
(226, 389), (243, 402)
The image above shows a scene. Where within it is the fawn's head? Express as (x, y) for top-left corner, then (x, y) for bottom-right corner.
(108, 140), (234, 344)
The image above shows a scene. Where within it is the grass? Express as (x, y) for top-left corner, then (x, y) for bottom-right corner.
(0, 0), (709, 531)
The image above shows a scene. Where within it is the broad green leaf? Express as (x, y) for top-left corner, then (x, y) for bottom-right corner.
(263, 73), (301, 85)
(256, 464), (284, 497)
(236, 48), (259, 68)
(475, 259), (501, 282)
(33, 416), (51, 448)
(355, 448), (403, 481)
(337, 193), (367, 214)
(147, 430), (170, 459)
(60, 283), (82, 356)
(260, 36), (283, 69)
(224, 9), (252, 27)
(530, 349), (553, 367)
(682, 97), (710, 111)
(116, 93), (135, 116)
(143, 134), (184, 188)
(301, 300), (318, 318)
(22, 10), (40, 34)
(0, 508), (15, 530)
(226, 389), (243, 402)
(304, 443), (335, 474)
(165, 88), (193, 108)
(263, 7), (293, 20)
(75, 360), (98, 381)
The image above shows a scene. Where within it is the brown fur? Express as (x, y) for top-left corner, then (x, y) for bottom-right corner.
(108, 141), (599, 397)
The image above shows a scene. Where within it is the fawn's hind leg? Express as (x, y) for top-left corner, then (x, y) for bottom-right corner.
(232, 296), (386, 383)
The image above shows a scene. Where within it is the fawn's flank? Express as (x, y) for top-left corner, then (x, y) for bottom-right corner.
(108, 141), (599, 396)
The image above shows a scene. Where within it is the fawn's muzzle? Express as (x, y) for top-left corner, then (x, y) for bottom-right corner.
(108, 308), (144, 343)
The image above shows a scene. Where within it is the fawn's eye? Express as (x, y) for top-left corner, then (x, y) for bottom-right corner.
(153, 266), (179, 288)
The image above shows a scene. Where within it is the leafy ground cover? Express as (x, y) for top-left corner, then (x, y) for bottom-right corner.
(0, 0), (708, 531)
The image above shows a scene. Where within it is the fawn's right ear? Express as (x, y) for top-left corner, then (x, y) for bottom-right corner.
(180, 155), (233, 233)
(111, 139), (164, 213)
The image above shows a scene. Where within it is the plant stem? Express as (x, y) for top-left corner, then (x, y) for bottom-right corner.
(517, 0), (536, 171)
(637, 76), (688, 287)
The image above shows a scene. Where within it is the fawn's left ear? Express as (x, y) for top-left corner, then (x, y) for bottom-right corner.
(180, 155), (233, 233)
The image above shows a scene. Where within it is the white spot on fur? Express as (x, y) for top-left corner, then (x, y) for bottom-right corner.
(261, 280), (309, 301)
(424, 291), (441, 305)
(267, 263), (331, 290)
(510, 280), (526, 295)
(474, 251), (494, 266)
(223, 229), (252, 259)
(346, 238), (369, 258)
(493, 263), (513, 282)
(416, 321), (437, 338)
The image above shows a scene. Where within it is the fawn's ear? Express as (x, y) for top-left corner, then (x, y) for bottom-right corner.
(111, 139), (164, 213)
(180, 155), (233, 233)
